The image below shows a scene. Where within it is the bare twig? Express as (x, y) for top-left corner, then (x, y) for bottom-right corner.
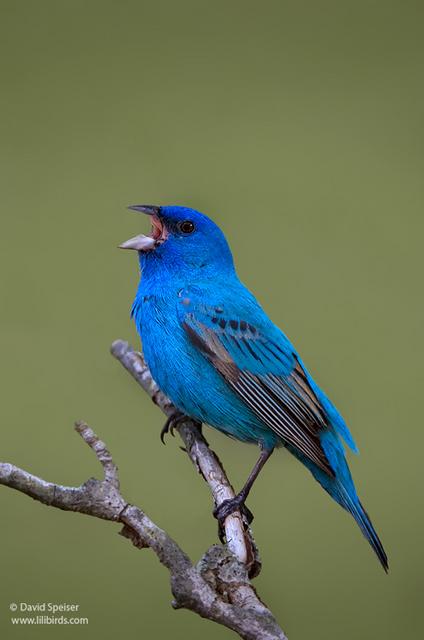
(0, 342), (287, 640)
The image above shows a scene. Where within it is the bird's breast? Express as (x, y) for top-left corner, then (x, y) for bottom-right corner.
(138, 294), (194, 402)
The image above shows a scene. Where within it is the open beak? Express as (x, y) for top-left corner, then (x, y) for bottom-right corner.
(119, 204), (167, 252)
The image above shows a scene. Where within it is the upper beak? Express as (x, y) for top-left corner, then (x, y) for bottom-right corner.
(128, 204), (161, 216)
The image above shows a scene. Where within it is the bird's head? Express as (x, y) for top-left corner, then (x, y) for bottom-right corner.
(119, 205), (234, 278)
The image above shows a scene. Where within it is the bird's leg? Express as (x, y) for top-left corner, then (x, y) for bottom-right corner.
(160, 411), (201, 444)
(214, 446), (274, 533)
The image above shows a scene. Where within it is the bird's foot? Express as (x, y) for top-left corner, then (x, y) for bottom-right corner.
(160, 411), (201, 444)
(213, 495), (254, 542)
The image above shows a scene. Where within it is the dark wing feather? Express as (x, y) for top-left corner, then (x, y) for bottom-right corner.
(183, 315), (334, 477)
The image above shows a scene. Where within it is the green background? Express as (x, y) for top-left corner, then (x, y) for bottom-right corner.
(1, 1), (422, 638)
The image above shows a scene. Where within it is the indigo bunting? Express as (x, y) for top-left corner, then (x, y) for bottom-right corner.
(120, 205), (388, 571)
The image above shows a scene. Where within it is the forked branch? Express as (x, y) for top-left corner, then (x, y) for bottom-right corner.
(0, 340), (287, 640)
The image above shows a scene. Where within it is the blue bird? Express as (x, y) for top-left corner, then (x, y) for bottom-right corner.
(120, 204), (388, 571)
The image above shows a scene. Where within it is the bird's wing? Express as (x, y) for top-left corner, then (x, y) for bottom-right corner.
(179, 291), (334, 476)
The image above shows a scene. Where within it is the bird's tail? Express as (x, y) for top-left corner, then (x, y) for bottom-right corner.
(320, 430), (388, 571)
(291, 434), (389, 571)
(336, 483), (388, 572)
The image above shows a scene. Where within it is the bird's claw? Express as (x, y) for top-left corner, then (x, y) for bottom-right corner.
(160, 411), (186, 443)
(213, 496), (254, 542)
(160, 412), (202, 443)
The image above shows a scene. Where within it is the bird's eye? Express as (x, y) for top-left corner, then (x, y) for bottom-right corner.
(179, 220), (195, 234)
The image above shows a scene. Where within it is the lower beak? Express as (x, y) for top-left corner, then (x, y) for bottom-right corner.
(119, 234), (156, 251)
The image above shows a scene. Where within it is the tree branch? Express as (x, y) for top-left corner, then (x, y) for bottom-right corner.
(110, 338), (261, 576)
(0, 341), (287, 640)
